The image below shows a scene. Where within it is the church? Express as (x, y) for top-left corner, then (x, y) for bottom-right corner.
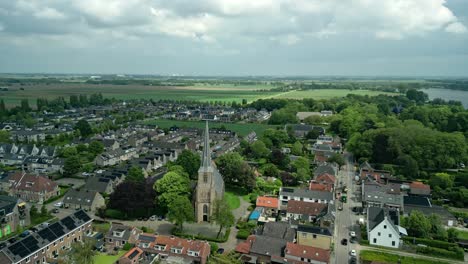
(194, 121), (225, 223)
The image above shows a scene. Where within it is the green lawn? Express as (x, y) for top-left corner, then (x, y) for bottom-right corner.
(275, 89), (395, 99)
(360, 250), (450, 264)
(92, 222), (111, 234)
(224, 192), (240, 210)
(457, 230), (468, 240)
(93, 251), (127, 264)
(144, 119), (277, 137)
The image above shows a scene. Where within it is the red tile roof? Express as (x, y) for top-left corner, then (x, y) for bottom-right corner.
(256, 196), (279, 209)
(8, 172), (58, 193)
(410, 181), (430, 190)
(286, 201), (327, 216)
(315, 173), (335, 184)
(122, 247), (143, 260)
(285, 242), (330, 263)
(153, 235), (210, 262)
(235, 235), (256, 254)
(309, 182), (333, 192)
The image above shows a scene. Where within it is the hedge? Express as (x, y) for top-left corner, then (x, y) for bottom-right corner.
(173, 227), (231, 243)
(403, 237), (458, 250)
(122, 243), (134, 251)
(236, 229), (251, 239)
(209, 242), (219, 254)
(415, 246), (464, 260)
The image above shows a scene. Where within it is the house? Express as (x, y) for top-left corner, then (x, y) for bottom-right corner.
(409, 181), (431, 196)
(286, 201), (328, 223)
(367, 207), (406, 248)
(83, 176), (115, 194)
(62, 189), (105, 213)
(362, 181), (403, 210)
(359, 162), (391, 183)
(296, 225), (332, 250)
(256, 196), (279, 216)
(308, 182), (333, 192)
(117, 247), (145, 264)
(287, 124), (325, 138)
(2, 172), (59, 204)
(105, 224), (141, 250)
(279, 187), (334, 209)
(282, 242), (330, 264)
(313, 164), (337, 178)
(140, 235), (211, 264)
(314, 173), (336, 190)
(102, 138), (120, 150)
(0, 195), (29, 236)
(0, 210), (93, 264)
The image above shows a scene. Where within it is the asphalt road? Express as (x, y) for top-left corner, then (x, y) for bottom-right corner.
(333, 152), (359, 264)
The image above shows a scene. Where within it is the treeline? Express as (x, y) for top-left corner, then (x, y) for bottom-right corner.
(36, 93), (111, 111)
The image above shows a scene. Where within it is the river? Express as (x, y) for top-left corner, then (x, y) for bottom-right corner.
(423, 88), (468, 108)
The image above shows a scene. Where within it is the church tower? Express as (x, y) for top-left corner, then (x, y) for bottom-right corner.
(194, 121), (224, 222)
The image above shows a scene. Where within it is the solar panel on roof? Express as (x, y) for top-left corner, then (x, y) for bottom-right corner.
(49, 222), (65, 237)
(282, 188), (294, 193)
(99, 178), (110, 182)
(8, 242), (31, 258)
(61, 216), (77, 230)
(74, 210), (91, 222)
(38, 228), (57, 241)
(21, 236), (39, 252)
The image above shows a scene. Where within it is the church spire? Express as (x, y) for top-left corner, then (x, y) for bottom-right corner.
(201, 120), (211, 168)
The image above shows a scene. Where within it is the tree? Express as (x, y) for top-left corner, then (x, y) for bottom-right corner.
(175, 150), (200, 180)
(20, 99), (31, 112)
(291, 141), (303, 156)
(428, 214), (447, 240)
(216, 152), (256, 190)
(211, 198), (235, 238)
(260, 163), (279, 178)
(292, 156), (310, 176)
(328, 153), (345, 167)
(406, 89), (428, 102)
(429, 172), (454, 190)
(305, 129), (320, 140)
(155, 171), (190, 210)
(74, 119), (93, 138)
(403, 211), (431, 238)
(88, 141), (104, 155)
(64, 155), (81, 176)
(270, 149), (290, 169)
(0, 131), (11, 143)
(40, 205), (48, 217)
(249, 140), (270, 159)
(30, 205), (38, 218)
(108, 181), (156, 218)
(69, 238), (96, 264)
(126, 166), (145, 183)
(262, 129), (289, 148)
(167, 196), (194, 231)
(447, 228), (459, 243)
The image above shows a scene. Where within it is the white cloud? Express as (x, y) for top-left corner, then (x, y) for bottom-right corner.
(445, 22), (467, 34)
(34, 7), (66, 20)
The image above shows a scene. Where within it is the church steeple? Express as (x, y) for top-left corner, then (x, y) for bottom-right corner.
(201, 120), (211, 169)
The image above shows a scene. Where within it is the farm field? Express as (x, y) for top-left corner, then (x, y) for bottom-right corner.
(144, 119), (277, 137)
(274, 89), (395, 99)
(0, 83), (279, 107)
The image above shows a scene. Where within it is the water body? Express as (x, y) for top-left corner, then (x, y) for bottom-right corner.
(424, 88), (468, 108)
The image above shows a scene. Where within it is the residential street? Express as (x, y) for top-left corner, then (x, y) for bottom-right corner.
(333, 152), (359, 264)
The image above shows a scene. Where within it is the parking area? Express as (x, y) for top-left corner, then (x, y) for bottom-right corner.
(54, 178), (86, 188)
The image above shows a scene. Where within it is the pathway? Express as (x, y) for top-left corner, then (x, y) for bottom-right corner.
(219, 196), (251, 251)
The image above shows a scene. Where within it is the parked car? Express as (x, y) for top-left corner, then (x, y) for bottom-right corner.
(217, 248), (225, 254)
(54, 202), (63, 207)
(149, 215), (157, 221)
(19, 231), (30, 237)
(350, 250), (356, 256)
(40, 222), (50, 229)
(349, 256), (357, 264)
(349, 231), (356, 237)
(52, 208), (59, 214)
(341, 238), (348, 245)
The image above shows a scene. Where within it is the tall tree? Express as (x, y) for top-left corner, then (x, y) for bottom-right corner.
(216, 152), (255, 190)
(108, 181), (156, 218)
(175, 150), (200, 180)
(403, 211), (431, 238)
(126, 166), (145, 183)
(74, 120), (93, 138)
(154, 171), (190, 210)
(211, 198), (235, 238)
(63, 155), (81, 176)
(69, 238), (96, 264)
(88, 141), (104, 155)
(249, 140), (270, 159)
(167, 196), (194, 231)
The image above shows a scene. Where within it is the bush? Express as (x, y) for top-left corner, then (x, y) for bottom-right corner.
(209, 242), (219, 254)
(416, 246), (464, 260)
(104, 209), (125, 219)
(122, 243), (134, 251)
(236, 229), (251, 239)
(403, 237), (458, 250)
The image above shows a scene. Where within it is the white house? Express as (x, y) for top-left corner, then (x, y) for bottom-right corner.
(367, 207), (407, 248)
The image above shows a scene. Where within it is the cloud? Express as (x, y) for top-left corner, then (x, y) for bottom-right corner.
(445, 22), (467, 33)
(34, 7), (66, 20)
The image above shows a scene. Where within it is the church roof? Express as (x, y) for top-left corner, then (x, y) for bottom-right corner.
(199, 121), (224, 196)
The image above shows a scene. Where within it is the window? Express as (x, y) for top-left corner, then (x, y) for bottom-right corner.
(203, 205), (208, 214)
(378, 232), (381, 236)
(301, 258), (304, 261)
(302, 233), (307, 238)
(203, 174), (208, 183)
(392, 241), (395, 246)
(389, 234), (392, 238)
(26, 257), (30, 263)
(34, 253), (38, 258)
(384, 225), (387, 229)
(373, 238), (377, 243)
(312, 234), (317, 239)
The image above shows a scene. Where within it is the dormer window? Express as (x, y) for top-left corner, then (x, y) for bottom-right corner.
(171, 247), (183, 254)
(113, 230), (124, 237)
(188, 250), (200, 257)
(155, 244), (166, 251)
(139, 243), (149, 248)
(25, 182), (34, 188)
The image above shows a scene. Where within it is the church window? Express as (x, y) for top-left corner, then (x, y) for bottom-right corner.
(203, 174), (208, 183)
(203, 205), (208, 214)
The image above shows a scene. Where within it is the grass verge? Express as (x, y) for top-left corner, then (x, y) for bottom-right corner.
(360, 250), (450, 264)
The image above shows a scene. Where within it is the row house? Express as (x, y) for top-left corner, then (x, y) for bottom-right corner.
(132, 233), (211, 264)
(286, 200), (328, 224)
(25, 157), (65, 174)
(95, 147), (138, 167)
(279, 187), (334, 209)
(0, 210), (93, 264)
(0, 144), (57, 158)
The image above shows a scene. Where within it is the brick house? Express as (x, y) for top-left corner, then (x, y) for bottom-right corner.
(2, 172), (59, 204)
(105, 224), (141, 250)
(0, 195), (29, 237)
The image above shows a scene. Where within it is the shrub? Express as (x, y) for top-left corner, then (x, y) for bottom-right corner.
(416, 246), (464, 260)
(122, 243), (134, 250)
(209, 242), (219, 254)
(236, 229), (251, 239)
(105, 209), (125, 219)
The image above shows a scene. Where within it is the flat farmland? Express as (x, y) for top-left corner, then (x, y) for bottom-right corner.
(274, 89), (395, 99)
(144, 119), (277, 136)
(0, 83), (279, 107)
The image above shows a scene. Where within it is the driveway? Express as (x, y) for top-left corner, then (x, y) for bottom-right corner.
(219, 196), (251, 251)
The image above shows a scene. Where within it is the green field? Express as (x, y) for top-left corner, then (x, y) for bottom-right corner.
(360, 250), (450, 264)
(224, 192), (241, 210)
(144, 119), (277, 137)
(94, 251), (126, 264)
(274, 89), (395, 99)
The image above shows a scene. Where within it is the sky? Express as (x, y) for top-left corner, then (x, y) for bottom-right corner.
(0, 0), (467, 76)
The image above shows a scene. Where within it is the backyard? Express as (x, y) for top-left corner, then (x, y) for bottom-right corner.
(93, 251), (127, 264)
